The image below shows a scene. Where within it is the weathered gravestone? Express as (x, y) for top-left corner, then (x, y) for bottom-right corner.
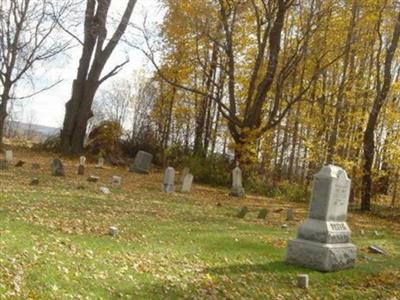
(258, 208), (268, 219)
(96, 156), (104, 169)
(130, 151), (153, 174)
(180, 167), (190, 183)
(181, 173), (194, 193)
(230, 163), (245, 197)
(237, 206), (249, 218)
(112, 176), (122, 187)
(51, 159), (65, 177)
(163, 167), (175, 193)
(285, 165), (357, 272)
(5, 150), (13, 162)
(77, 165), (85, 175)
(80, 156), (86, 166)
(0, 160), (8, 170)
(87, 175), (99, 183)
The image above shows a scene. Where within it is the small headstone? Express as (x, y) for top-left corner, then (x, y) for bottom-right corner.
(0, 160), (8, 170)
(374, 230), (380, 237)
(258, 209), (268, 219)
(282, 224), (288, 229)
(5, 150), (13, 162)
(181, 173), (194, 193)
(163, 167), (175, 193)
(286, 208), (294, 221)
(87, 175), (99, 183)
(360, 230), (365, 236)
(112, 176), (122, 187)
(109, 226), (118, 237)
(368, 245), (385, 255)
(286, 165), (356, 272)
(230, 163), (245, 197)
(30, 178), (39, 186)
(180, 167), (190, 183)
(15, 160), (25, 167)
(51, 159), (65, 177)
(129, 151), (153, 174)
(237, 206), (249, 218)
(31, 163), (41, 170)
(80, 156), (86, 166)
(96, 156), (104, 169)
(297, 274), (309, 289)
(77, 165), (85, 175)
(99, 186), (111, 195)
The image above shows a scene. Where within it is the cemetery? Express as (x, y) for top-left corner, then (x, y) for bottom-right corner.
(0, 148), (399, 299)
(2, 0), (400, 298)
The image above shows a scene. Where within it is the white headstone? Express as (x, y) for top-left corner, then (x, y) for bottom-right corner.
(96, 157), (104, 168)
(5, 150), (13, 162)
(163, 167), (175, 193)
(99, 186), (111, 195)
(181, 173), (194, 193)
(80, 156), (86, 166)
(230, 166), (245, 197)
(286, 165), (357, 272)
(112, 176), (122, 187)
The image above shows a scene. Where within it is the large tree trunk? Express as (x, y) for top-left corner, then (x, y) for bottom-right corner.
(361, 11), (400, 211)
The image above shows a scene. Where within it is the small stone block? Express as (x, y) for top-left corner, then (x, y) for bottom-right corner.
(109, 226), (118, 237)
(87, 176), (99, 183)
(297, 274), (309, 289)
(258, 209), (268, 219)
(237, 206), (249, 218)
(30, 178), (39, 185)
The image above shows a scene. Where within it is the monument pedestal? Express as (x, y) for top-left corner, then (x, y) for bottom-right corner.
(286, 239), (356, 272)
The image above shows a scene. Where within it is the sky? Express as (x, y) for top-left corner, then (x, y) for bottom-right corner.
(14, 0), (164, 128)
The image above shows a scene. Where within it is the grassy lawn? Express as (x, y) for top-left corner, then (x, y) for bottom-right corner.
(1, 150), (400, 299)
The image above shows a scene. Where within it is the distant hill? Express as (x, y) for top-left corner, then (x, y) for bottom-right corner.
(5, 120), (60, 142)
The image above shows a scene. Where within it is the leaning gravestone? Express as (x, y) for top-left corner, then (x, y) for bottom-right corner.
(286, 165), (357, 272)
(181, 173), (194, 193)
(51, 159), (65, 177)
(230, 163), (245, 197)
(0, 160), (8, 170)
(129, 151), (153, 174)
(5, 150), (13, 162)
(163, 167), (175, 193)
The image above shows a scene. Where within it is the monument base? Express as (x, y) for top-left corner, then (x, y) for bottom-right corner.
(286, 239), (356, 272)
(230, 187), (245, 197)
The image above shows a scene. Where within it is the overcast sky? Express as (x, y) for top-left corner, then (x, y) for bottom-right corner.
(15, 0), (163, 128)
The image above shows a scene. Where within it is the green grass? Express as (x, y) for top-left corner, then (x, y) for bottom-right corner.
(0, 154), (400, 299)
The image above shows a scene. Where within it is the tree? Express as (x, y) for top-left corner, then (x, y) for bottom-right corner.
(60, 0), (137, 154)
(0, 0), (68, 149)
(361, 9), (400, 211)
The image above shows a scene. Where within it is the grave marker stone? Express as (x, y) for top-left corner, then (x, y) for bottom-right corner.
(80, 156), (86, 166)
(51, 159), (65, 177)
(181, 173), (193, 193)
(96, 156), (104, 169)
(230, 163), (245, 197)
(112, 176), (122, 187)
(87, 175), (99, 183)
(163, 167), (175, 193)
(285, 165), (357, 272)
(181, 167), (190, 183)
(5, 150), (13, 162)
(130, 151), (153, 174)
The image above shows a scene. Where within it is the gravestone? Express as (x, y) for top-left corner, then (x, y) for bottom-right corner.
(230, 163), (245, 197)
(237, 206), (249, 218)
(77, 165), (85, 175)
(51, 159), (65, 177)
(130, 151), (153, 174)
(5, 150), (13, 162)
(163, 167), (175, 193)
(286, 208), (294, 221)
(87, 175), (99, 183)
(0, 160), (8, 170)
(297, 274), (309, 289)
(112, 176), (122, 187)
(109, 226), (119, 237)
(286, 165), (357, 272)
(32, 163), (41, 170)
(181, 173), (194, 193)
(99, 186), (111, 195)
(80, 156), (86, 166)
(180, 167), (190, 183)
(96, 157), (104, 169)
(30, 178), (39, 186)
(258, 208), (268, 219)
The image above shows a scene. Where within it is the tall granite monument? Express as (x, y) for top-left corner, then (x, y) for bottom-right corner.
(285, 165), (356, 272)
